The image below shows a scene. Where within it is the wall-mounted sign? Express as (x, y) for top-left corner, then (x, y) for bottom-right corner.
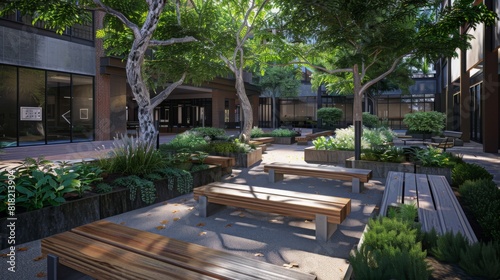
(20, 107), (42, 121)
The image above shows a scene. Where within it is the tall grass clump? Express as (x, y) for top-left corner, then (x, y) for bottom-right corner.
(97, 134), (165, 176)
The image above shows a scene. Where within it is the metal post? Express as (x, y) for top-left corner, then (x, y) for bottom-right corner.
(355, 120), (362, 160)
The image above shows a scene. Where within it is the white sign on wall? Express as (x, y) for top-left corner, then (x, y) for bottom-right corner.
(20, 107), (42, 121)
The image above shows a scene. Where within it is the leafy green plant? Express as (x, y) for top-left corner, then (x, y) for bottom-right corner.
(156, 168), (193, 194)
(98, 134), (165, 176)
(430, 231), (470, 263)
(362, 146), (406, 163)
(113, 175), (156, 204)
(459, 241), (500, 279)
(190, 127), (226, 139)
(409, 146), (455, 167)
(459, 179), (500, 240)
(191, 151), (208, 164)
(251, 127), (265, 138)
(94, 183), (113, 194)
(350, 215), (430, 280)
(317, 107), (343, 127)
(452, 162), (494, 186)
(362, 112), (380, 128)
(312, 126), (396, 151)
(271, 128), (296, 137)
(160, 131), (208, 152)
(403, 111), (446, 134)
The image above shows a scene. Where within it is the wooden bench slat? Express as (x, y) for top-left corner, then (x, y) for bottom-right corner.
(427, 175), (477, 243)
(71, 221), (315, 280)
(42, 231), (216, 280)
(415, 174), (435, 211)
(264, 163), (372, 182)
(193, 184), (350, 224)
(403, 173), (417, 206)
(379, 171), (404, 216)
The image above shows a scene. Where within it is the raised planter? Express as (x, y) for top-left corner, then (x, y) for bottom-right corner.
(345, 158), (414, 178)
(213, 147), (262, 168)
(272, 137), (296, 145)
(0, 165), (222, 249)
(304, 147), (354, 165)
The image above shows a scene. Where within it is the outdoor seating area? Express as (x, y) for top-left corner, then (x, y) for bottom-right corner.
(296, 130), (334, 145)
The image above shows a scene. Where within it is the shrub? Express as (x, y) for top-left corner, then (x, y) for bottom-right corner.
(362, 112), (380, 128)
(312, 126), (396, 151)
(459, 179), (500, 240)
(317, 107), (343, 127)
(271, 128), (296, 137)
(350, 215), (430, 280)
(94, 183), (113, 194)
(251, 127), (265, 138)
(160, 131), (208, 152)
(403, 111), (446, 134)
(409, 146), (456, 167)
(459, 241), (500, 279)
(452, 162), (493, 186)
(98, 134), (165, 176)
(190, 127), (226, 139)
(361, 146), (406, 163)
(430, 231), (470, 263)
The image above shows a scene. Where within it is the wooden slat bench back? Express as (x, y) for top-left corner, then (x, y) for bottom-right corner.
(42, 220), (317, 280)
(263, 162), (372, 193)
(193, 182), (351, 242)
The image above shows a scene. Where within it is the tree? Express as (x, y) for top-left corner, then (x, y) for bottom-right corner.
(275, 0), (497, 158)
(1, 0), (226, 144)
(258, 66), (301, 128)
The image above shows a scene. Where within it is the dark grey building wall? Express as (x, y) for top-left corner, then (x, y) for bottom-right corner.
(0, 26), (95, 75)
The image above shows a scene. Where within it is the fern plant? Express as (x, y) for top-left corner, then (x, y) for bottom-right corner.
(113, 175), (156, 204)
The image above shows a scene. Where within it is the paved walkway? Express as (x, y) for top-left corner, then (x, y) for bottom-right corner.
(0, 130), (499, 279)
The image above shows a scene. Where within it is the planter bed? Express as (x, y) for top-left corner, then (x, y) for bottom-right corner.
(304, 147), (354, 165)
(212, 147), (262, 168)
(272, 136), (296, 145)
(0, 165), (221, 248)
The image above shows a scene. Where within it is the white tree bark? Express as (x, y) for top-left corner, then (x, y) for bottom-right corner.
(94, 0), (196, 144)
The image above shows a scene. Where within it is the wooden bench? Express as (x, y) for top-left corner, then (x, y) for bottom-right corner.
(42, 220), (316, 280)
(296, 130), (334, 145)
(443, 130), (463, 146)
(263, 162), (372, 193)
(193, 182), (351, 242)
(380, 171), (477, 243)
(424, 137), (454, 151)
(190, 155), (235, 175)
(249, 137), (274, 145)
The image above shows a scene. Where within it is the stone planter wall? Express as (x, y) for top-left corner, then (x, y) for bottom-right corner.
(304, 147), (354, 165)
(345, 158), (452, 182)
(0, 165), (221, 249)
(273, 137), (296, 145)
(345, 158), (415, 178)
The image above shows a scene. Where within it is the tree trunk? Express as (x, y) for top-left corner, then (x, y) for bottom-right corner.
(235, 69), (253, 142)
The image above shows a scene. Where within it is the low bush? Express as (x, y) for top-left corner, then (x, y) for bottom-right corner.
(452, 162), (493, 186)
(190, 127), (226, 139)
(408, 146), (457, 167)
(361, 146), (406, 163)
(251, 127), (265, 138)
(312, 126), (396, 151)
(459, 241), (500, 279)
(429, 231), (470, 263)
(317, 107), (343, 127)
(362, 112), (380, 128)
(271, 128), (296, 137)
(459, 179), (500, 240)
(159, 131), (208, 152)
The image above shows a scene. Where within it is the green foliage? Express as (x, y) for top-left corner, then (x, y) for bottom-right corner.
(409, 146), (456, 167)
(459, 179), (500, 240)
(113, 175), (156, 204)
(387, 204), (418, 224)
(251, 127), (265, 138)
(271, 128), (296, 137)
(350, 215), (430, 279)
(98, 134), (165, 176)
(155, 168), (193, 194)
(313, 126), (396, 151)
(452, 162), (494, 186)
(160, 131), (208, 152)
(430, 231), (470, 263)
(317, 107), (343, 127)
(94, 183), (113, 194)
(258, 66), (301, 98)
(403, 111), (446, 134)
(190, 127), (226, 140)
(459, 241), (500, 279)
(362, 146), (406, 163)
(191, 151), (209, 164)
(362, 112), (380, 128)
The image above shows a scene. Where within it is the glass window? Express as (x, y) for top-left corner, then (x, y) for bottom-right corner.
(46, 72), (71, 143)
(19, 68), (45, 146)
(0, 65), (18, 147)
(72, 75), (94, 141)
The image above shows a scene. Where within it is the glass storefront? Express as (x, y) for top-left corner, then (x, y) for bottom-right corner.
(0, 65), (94, 147)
